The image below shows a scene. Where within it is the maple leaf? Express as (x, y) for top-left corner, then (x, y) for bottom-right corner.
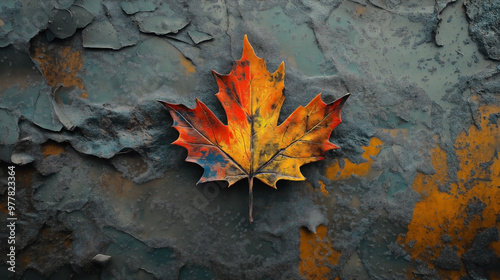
(159, 35), (349, 222)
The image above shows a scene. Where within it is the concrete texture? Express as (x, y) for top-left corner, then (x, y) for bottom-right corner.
(0, 0), (499, 279)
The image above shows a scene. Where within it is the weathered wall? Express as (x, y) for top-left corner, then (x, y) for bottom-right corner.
(0, 0), (499, 279)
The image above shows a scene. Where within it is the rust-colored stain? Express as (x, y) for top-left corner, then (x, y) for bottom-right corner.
(101, 172), (134, 197)
(179, 53), (196, 76)
(32, 44), (87, 98)
(18, 225), (73, 272)
(19, 254), (31, 268)
(299, 225), (341, 280)
(355, 4), (366, 17)
(41, 141), (65, 158)
(381, 128), (408, 139)
(0, 203), (8, 214)
(13, 166), (37, 213)
(399, 101), (500, 279)
(326, 137), (383, 179)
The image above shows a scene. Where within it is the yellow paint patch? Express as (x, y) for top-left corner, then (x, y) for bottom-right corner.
(32, 44), (87, 98)
(179, 53), (196, 76)
(399, 101), (500, 278)
(299, 225), (341, 280)
(41, 142), (65, 157)
(326, 137), (383, 179)
(0, 18), (4, 27)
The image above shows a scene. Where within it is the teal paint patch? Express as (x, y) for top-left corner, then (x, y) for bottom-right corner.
(0, 109), (19, 145)
(73, 0), (102, 16)
(33, 88), (63, 132)
(378, 171), (407, 202)
(48, 10), (76, 39)
(0, 0), (16, 9)
(249, 5), (328, 76)
(82, 20), (129, 50)
(0, 145), (15, 162)
(179, 265), (215, 280)
(137, 15), (189, 35)
(81, 37), (196, 103)
(70, 5), (94, 28)
(348, 62), (359, 75)
(120, 0), (157, 15)
(102, 227), (178, 279)
(0, 0), (59, 46)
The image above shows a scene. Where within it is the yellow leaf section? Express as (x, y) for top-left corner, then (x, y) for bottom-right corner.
(398, 102), (500, 279)
(326, 137), (383, 179)
(212, 36), (286, 178)
(242, 37), (287, 179)
(32, 44), (87, 98)
(299, 225), (341, 280)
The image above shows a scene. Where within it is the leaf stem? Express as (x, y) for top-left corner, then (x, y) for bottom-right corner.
(249, 176), (254, 223)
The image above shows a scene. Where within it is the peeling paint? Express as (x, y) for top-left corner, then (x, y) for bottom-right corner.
(326, 137), (383, 180)
(399, 99), (500, 278)
(138, 16), (190, 36)
(31, 39), (86, 97)
(120, 0), (157, 15)
(41, 141), (65, 158)
(179, 53), (196, 76)
(299, 225), (341, 280)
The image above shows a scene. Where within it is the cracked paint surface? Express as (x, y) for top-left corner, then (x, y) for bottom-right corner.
(399, 100), (500, 279)
(0, 0), (499, 279)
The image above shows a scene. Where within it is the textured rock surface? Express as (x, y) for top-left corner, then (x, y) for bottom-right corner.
(0, 0), (499, 279)
(464, 0), (500, 60)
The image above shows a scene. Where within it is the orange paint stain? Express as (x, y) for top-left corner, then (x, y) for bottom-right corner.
(491, 271), (500, 280)
(0, 205), (7, 214)
(381, 128), (408, 139)
(101, 173), (134, 197)
(493, 240), (500, 256)
(326, 137), (383, 179)
(63, 235), (72, 249)
(355, 4), (366, 17)
(32, 44), (87, 98)
(318, 180), (329, 196)
(41, 141), (65, 158)
(299, 225), (341, 280)
(399, 101), (500, 278)
(19, 254), (31, 267)
(179, 53), (196, 76)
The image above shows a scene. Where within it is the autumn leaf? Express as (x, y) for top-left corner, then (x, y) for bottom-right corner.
(159, 35), (349, 222)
